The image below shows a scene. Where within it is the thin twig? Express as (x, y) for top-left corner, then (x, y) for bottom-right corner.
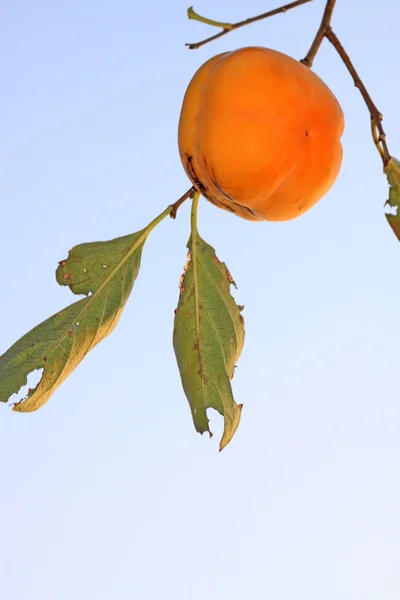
(300, 0), (337, 67)
(325, 27), (391, 166)
(170, 187), (196, 219)
(186, 0), (312, 50)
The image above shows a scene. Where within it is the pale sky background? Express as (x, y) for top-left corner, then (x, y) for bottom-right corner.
(1, 1), (400, 598)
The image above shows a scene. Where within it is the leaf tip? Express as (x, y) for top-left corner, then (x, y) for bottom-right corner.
(219, 403), (243, 452)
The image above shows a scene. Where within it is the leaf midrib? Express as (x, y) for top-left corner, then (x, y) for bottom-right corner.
(191, 233), (206, 407)
(39, 240), (139, 365)
(197, 251), (239, 369)
(31, 212), (168, 365)
(185, 241), (239, 414)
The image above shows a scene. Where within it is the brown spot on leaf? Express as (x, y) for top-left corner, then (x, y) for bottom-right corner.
(183, 254), (191, 271)
(63, 273), (71, 280)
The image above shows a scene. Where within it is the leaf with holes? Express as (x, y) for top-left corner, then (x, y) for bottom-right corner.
(384, 157), (400, 240)
(0, 207), (172, 412)
(173, 232), (245, 451)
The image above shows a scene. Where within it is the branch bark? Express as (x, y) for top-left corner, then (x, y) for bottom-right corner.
(325, 27), (390, 165)
(185, 0), (312, 50)
(300, 0), (337, 67)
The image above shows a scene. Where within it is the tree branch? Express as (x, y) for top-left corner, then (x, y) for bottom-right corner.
(300, 0), (337, 67)
(325, 27), (391, 166)
(185, 0), (313, 50)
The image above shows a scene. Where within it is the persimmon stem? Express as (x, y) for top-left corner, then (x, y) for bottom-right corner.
(170, 186), (196, 219)
(325, 28), (391, 166)
(300, 0), (337, 67)
(185, 0), (312, 50)
(190, 190), (200, 236)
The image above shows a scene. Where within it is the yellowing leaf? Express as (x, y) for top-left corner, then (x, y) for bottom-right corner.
(0, 207), (172, 412)
(384, 156), (400, 240)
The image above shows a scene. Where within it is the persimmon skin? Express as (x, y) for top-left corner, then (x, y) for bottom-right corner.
(178, 47), (344, 222)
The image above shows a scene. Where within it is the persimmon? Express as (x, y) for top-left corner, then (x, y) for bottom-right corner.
(178, 46), (345, 222)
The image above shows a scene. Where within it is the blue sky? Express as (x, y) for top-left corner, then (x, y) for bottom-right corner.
(1, 1), (400, 598)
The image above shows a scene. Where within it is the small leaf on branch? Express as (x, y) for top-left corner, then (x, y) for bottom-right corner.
(384, 157), (400, 240)
(187, 6), (233, 30)
(0, 206), (172, 412)
(173, 198), (245, 451)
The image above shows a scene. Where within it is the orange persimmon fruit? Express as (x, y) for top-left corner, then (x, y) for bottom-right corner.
(178, 46), (344, 222)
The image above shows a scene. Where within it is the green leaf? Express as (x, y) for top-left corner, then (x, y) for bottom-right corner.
(56, 231), (146, 296)
(384, 156), (400, 240)
(0, 206), (172, 412)
(173, 193), (245, 451)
